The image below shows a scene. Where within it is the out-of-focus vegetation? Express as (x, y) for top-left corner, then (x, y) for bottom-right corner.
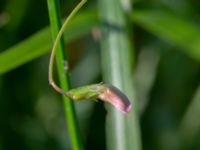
(0, 0), (200, 150)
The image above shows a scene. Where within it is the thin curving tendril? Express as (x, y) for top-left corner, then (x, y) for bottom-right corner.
(48, 0), (132, 114)
(48, 0), (87, 95)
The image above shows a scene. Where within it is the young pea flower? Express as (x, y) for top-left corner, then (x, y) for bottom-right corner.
(65, 83), (132, 114)
(47, 0), (130, 114)
(98, 85), (132, 114)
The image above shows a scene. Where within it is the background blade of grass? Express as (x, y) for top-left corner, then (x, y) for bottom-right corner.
(47, 0), (83, 149)
(179, 85), (200, 149)
(0, 10), (98, 75)
(98, 0), (142, 150)
(3, 8), (200, 76)
(2, 0), (200, 149)
(132, 9), (200, 61)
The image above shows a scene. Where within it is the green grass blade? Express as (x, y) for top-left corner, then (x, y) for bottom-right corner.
(0, 10), (98, 75)
(98, 0), (142, 150)
(47, 0), (84, 149)
(132, 9), (200, 61)
(179, 85), (200, 149)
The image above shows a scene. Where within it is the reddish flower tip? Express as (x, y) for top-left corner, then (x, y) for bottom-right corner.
(98, 85), (132, 114)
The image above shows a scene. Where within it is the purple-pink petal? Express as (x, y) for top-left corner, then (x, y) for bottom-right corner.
(98, 85), (132, 114)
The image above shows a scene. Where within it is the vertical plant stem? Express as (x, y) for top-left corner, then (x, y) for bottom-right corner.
(98, 0), (142, 150)
(47, 0), (84, 150)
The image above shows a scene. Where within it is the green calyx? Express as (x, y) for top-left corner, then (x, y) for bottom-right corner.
(65, 83), (106, 100)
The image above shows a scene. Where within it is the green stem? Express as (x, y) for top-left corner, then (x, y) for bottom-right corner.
(48, 0), (87, 95)
(47, 0), (85, 149)
(98, 0), (142, 150)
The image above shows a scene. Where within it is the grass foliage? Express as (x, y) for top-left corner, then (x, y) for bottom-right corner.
(0, 0), (200, 150)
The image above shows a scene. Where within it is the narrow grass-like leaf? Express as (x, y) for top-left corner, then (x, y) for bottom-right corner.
(98, 0), (142, 150)
(47, 0), (84, 149)
(179, 85), (200, 149)
(132, 10), (200, 61)
(0, 10), (98, 74)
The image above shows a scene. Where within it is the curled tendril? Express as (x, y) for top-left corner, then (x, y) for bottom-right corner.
(48, 0), (131, 114)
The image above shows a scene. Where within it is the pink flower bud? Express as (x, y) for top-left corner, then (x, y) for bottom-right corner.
(98, 85), (132, 114)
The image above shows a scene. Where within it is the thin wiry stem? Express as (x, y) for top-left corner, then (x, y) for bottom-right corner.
(48, 0), (87, 95)
(47, 0), (87, 149)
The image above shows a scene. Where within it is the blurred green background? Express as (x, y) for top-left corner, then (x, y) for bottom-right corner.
(0, 0), (200, 150)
